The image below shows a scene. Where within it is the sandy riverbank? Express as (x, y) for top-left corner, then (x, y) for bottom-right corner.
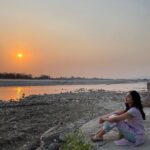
(0, 79), (147, 87)
(0, 89), (149, 150)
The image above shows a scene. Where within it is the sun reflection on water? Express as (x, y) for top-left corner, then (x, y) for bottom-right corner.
(15, 87), (23, 101)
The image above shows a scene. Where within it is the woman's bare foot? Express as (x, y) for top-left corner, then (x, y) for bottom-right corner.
(90, 134), (103, 142)
(90, 128), (106, 142)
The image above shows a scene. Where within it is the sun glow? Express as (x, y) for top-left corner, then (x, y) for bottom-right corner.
(17, 53), (23, 58)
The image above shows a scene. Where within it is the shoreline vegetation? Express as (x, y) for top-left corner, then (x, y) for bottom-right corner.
(0, 89), (150, 150)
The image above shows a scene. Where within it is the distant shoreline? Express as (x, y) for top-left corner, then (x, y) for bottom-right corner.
(0, 79), (148, 87)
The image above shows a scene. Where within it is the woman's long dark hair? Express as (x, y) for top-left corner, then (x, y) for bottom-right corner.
(125, 90), (146, 120)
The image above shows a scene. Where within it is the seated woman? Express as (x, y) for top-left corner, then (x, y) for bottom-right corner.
(91, 90), (146, 146)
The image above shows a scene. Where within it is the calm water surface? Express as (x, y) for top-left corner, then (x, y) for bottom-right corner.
(0, 82), (147, 101)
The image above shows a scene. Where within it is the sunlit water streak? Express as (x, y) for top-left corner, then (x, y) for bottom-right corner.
(0, 82), (147, 101)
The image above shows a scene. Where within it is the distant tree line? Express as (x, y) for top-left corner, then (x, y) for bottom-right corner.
(0, 72), (102, 80)
(0, 73), (33, 79)
(0, 73), (51, 79)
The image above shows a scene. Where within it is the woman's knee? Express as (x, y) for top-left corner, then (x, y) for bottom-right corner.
(103, 121), (117, 132)
(116, 121), (128, 129)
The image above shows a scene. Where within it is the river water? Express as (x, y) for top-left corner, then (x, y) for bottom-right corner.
(0, 82), (147, 101)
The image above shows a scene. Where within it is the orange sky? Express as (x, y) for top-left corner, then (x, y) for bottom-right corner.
(0, 0), (150, 78)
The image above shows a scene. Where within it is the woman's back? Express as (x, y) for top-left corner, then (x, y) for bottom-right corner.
(126, 107), (145, 135)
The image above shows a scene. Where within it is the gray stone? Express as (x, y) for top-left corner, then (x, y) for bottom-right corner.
(147, 82), (150, 92)
(48, 143), (60, 150)
(142, 93), (150, 107)
(38, 123), (76, 150)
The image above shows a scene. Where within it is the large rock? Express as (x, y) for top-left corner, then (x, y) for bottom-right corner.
(142, 93), (150, 107)
(147, 82), (150, 92)
(37, 123), (76, 150)
(80, 108), (150, 150)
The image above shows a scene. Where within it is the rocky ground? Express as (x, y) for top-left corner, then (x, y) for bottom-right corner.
(0, 89), (149, 150)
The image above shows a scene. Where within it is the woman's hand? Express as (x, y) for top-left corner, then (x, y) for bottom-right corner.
(104, 117), (115, 122)
(99, 117), (106, 124)
(99, 116), (116, 123)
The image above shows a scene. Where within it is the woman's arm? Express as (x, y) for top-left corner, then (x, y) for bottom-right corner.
(102, 109), (125, 118)
(99, 109), (125, 123)
(112, 109), (125, 115)
(103, 112), (133, 122)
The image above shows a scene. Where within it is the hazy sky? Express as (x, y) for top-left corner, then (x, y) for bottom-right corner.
(0, 0), (150, 78)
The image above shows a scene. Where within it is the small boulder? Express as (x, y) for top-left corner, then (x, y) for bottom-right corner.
(147, 82), (150, 92)
(142, 93), (150, 107)
(37, 123), (76, 150)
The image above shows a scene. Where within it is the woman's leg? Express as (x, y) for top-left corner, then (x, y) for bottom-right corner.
(91, 120), (136, 143)
(91, 121), (117, 141)
(91, 115), (118, 141)
(90, 128), (105, 141)
(116, 121), (136, 143)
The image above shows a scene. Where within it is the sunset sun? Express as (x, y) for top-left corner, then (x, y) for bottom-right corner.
(17, 53), (23, 58)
